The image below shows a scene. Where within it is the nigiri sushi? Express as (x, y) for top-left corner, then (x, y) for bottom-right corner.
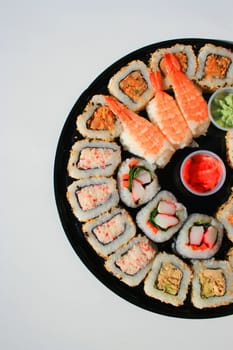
(104, 96), (175, 167)
(146, 70), (193, 149)
(149, 43), (197, 90)
(163, 52), (210, 138)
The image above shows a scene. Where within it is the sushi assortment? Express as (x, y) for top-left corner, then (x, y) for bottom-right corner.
(64, 40), (233, 312)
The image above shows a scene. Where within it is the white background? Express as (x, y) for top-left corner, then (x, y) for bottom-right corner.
(1, 1), (233, 349)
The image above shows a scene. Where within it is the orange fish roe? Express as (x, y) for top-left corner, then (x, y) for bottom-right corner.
(119, 70), (148, 102)
(87, 106), (116, 131)
(77, 147), (114, 170)
(76, 184), (111, 211)
(204, 54), (231, 79)
(93, 213), (125, 244)
(227, 215), (233, 224)
(116, 240), (155, 275)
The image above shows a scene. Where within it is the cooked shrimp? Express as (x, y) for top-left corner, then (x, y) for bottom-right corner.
(164, 53), (210, 138)
(147, 70), (193, 149)
(104, 96), (174, 167)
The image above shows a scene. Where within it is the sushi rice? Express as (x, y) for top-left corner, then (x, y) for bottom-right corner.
(191, 259), (233, 309)
(196, 43), (233, 91)
(175, 213), (224, 260)
(82, 207), (136, 258)
(108, 60), (154, 112)
(105, 235), (157, 287)
(67, 139), (121, 179)
(117, 157), (160, 208)
(76, 94), (122, 140)
(144, 252), (192, 306)
(66, 177), (119, 222)
(136, 190), (187, 243)
(216, 191), (233, 243)
(149, 44), (197, 90)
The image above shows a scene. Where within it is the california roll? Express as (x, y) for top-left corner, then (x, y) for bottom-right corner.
(175, 213), (224, 259)
(136, 190), (187, 243)
(117, 157), (160, 208)
(82, 207), (136, 258)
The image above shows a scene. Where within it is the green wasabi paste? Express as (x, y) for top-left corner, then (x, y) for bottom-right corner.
(210, 92), (233, 128)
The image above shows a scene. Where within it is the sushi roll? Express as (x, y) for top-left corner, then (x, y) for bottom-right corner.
(76, 95), (122, 140)
(117, 157), (160, 208)
(144, 252), (192, 306)
(226, 247), (233, 268)
(216, 191), (233, 243)
(67, 139), (121, 179)
(105, 235), (157, 287)
(225, 130), (233, 169)
(191, 259), (233, 309)
(136, 190), (187, 243)
(107, 60), (154, 112)
(82, 207), (136, 258)
(149, 44), (197, 90)
(195, 43), (233, 91)
(175, 213), (224, 259)
(66, 177), (119, 222)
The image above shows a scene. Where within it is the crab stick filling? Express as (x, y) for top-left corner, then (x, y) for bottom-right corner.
(122, 159), (152, 203)
(76, 184), (111, 211)
(93, 213), (125, 245)
(116, 239), (155, 275)
(187, 223), (218, 250)
(77, 147), (115, 170)
(147, 200), (181, 233)
(119, 70), (148, 102)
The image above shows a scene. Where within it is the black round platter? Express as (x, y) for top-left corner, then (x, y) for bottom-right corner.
(54, 38), (233, 319)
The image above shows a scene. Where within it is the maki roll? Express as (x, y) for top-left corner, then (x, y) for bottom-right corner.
(105, 235), (157, 287)
(191, 259), (233, 309)
(117, 157), (160, 208)
(175, 213), (224, 259)
(144, 252), (192, 306)
(107, 60), (154, 112)
(67, 139), (121, 179)
(82, 207), (136, 258)
(196, 43), (233, 91)
(66, 177), (119, 222)
(149, 44), (197, 90)
(216, 191), (233, 243)
(76, 95), (122, 140)
(136, 190), (187, 243)
(225, 130), (233, 169)
(226, 247), (233, 268)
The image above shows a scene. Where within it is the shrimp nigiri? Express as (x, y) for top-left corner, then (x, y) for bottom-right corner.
(104, 96), (175, 168)
(163, 53), (210, 138)
(147, 70), (193, 149)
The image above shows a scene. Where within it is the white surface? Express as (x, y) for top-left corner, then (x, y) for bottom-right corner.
(1, 1), (233, 349)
